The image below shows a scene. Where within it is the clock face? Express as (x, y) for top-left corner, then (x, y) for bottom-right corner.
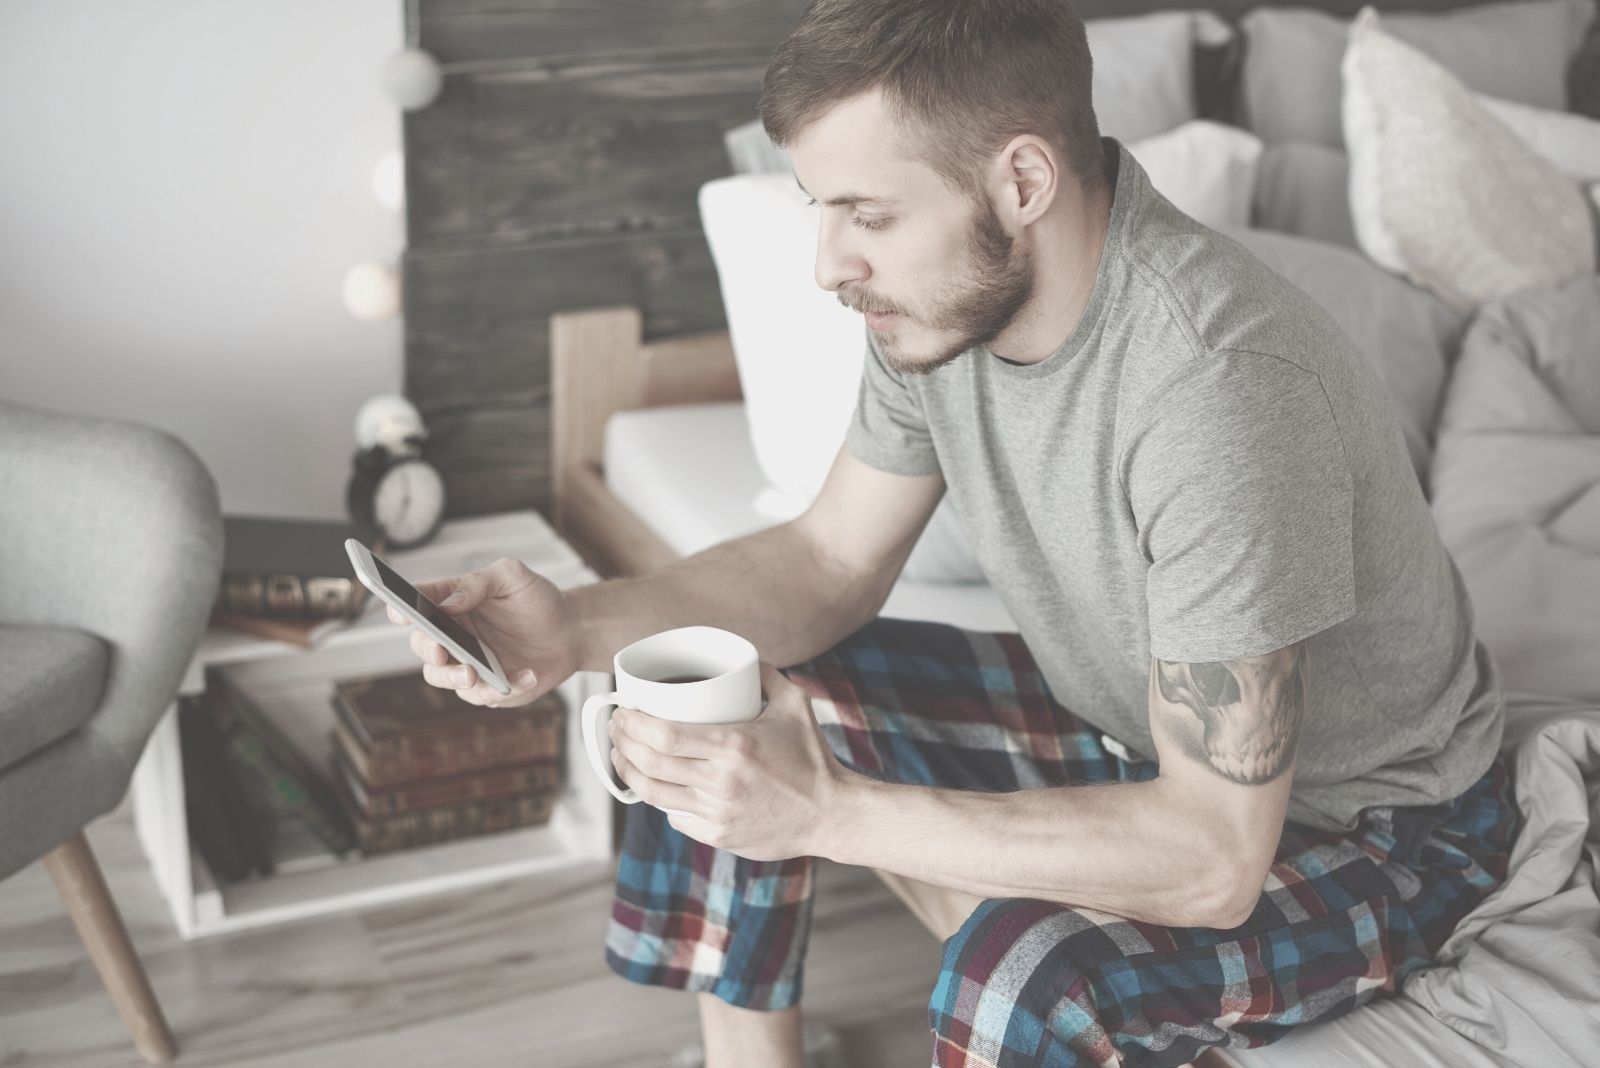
(374, 460), (446, 547)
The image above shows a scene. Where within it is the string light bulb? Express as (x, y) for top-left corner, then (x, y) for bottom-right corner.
(373, 150), (405, 210)
(380, 48), (442, 111)
(343, 261), (401, 321)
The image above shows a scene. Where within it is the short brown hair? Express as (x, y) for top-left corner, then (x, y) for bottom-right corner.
(759, 0), (1103, 202)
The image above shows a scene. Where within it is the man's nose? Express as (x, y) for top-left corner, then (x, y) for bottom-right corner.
(814, 224), (865, 293)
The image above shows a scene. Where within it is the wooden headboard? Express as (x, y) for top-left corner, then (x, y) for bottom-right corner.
(403, 0), (1600, 521)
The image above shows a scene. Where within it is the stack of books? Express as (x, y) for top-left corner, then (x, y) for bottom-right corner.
(211, 515), (385, 648)
(329, 669), (567, 856)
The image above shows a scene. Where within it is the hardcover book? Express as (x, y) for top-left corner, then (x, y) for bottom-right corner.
(334, 778), (557, 856)
(331, 671), (565, 784)
(205, 665), (358, 857)
(213, 515), (384, 621)
(178, 697), (274, 880)
(330, 699), (563, 785)
(333, 741), (564, 817)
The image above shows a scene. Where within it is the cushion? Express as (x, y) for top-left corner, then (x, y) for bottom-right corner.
(1428, 274), (1600, 704)
(723, 9), (1234, 174)
(1221, 227), (1464, 494)
(1240, 0), (1596, 148)
(1251, 140), (1360, 250)
(1079, 10), (1233, 144)
(1249, 95), (1600, 252)
(1343, 7), (1596, 316)
(0, 623), (109, 770)
(1479, 93), (1600, 180)
(602, 403), (1018, 632)
(1124, 120), (1262, 231)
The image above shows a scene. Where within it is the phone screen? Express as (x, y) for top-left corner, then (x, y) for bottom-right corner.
(371, 553), (494, 671)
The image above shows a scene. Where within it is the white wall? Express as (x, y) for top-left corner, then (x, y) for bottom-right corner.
(0, 0), (405, 520)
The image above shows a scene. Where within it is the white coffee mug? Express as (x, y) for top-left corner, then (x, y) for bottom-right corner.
(581, 625), (764, 811)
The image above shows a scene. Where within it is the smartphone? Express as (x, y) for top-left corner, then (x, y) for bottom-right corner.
(344, 539), (513, 695)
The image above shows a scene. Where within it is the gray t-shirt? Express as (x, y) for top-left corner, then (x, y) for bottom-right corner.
(845, 138), (1503, 832)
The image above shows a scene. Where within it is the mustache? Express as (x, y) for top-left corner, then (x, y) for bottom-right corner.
(836, 289), (901, 316)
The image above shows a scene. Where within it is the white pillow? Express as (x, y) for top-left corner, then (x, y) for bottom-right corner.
(699, 119), (1265, 584)
(1126, 120), (1263, 229)
(1341, 7), (1595, 315)
(697, 174), (986, 584)
(1475, 94), (1600, 182)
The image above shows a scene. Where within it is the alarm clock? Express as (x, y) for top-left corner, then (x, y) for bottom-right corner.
(346, 442), (447, 550)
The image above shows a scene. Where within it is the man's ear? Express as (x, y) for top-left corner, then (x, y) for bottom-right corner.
(996, 136), (1059, 227)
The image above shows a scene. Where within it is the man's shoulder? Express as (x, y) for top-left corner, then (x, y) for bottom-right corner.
(1130, 207), (1347, 357)
(1108, 206), (1362, 420)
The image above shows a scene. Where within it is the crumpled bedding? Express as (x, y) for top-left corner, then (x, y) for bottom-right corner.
(1411, 274), (1600, 1065)
(1402, 692), (1600, 1066)
(1429, 274), (1600, 706)
(1217, 690), (1600, 1068)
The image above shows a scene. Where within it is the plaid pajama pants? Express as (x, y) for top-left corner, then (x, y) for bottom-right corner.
(604, 617), (1518, 1067)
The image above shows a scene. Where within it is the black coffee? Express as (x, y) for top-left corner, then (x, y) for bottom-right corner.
(654, 673), (713, 684)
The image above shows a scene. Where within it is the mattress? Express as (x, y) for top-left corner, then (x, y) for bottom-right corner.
(602, 402), (1018, 633)
(1209, 995), (1520, 1068)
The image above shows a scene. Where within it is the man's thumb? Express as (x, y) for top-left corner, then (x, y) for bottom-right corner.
(438, 577), (482, 612)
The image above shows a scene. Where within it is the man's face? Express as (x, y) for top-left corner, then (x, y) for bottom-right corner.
(788, 89), (1036, 375)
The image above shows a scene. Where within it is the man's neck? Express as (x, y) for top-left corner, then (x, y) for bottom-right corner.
(987, 171), (1116, 366)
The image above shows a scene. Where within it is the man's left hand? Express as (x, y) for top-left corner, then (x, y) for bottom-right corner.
(608, 661), (850, 862)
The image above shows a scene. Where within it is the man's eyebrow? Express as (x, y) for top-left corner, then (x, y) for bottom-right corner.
(794, 177), (899, 208)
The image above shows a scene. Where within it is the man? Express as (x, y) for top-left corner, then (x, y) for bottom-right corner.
(389, 1), (1517, 1065)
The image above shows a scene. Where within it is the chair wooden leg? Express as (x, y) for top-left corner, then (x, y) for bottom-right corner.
(41, 830), (178, 1064)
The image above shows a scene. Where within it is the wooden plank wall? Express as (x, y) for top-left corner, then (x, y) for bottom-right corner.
(402, 0), (806, 518)
(402, 0), (1600, 520)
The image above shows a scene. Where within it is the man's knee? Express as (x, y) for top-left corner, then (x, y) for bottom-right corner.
(930, 898), (1141, 1065)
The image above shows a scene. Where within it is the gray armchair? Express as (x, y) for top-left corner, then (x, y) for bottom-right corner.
(0, 397), (224, 1063)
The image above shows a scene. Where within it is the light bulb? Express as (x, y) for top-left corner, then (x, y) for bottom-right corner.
(380, 48), (443, 111)
(343, 261), (401, 321)
(373, 151), (404, 211)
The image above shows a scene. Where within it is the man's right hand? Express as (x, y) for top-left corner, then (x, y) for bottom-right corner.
(387, 556), (582, 708)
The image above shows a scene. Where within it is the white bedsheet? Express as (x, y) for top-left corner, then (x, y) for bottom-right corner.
(602, 402), (1018, 633)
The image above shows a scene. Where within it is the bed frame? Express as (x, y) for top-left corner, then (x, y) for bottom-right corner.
(549, 306), (739, 579)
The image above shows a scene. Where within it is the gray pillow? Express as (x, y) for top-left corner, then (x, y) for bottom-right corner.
(723, 10), (1234, 175)
(1251, 141), (1358, 250)
(1084, 10), (1232, 143)
(1222, 226), (1466, 494)
(1240, 0), (1598, 148)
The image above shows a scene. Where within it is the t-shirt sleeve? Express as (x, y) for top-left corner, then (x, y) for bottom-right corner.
(1120, 351), (1356, 664)
(843, 329), (942, 477)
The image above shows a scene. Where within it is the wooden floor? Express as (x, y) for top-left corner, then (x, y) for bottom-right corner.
(0, 798), (945, 1067)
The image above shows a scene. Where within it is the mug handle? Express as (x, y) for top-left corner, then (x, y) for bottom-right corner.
(581, 691), (640, 804)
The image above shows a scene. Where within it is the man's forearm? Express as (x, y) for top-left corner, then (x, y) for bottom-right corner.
(818, 775), (1251, 930)
(568, 520), (885, 673)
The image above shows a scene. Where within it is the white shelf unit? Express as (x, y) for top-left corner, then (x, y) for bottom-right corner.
(129, 511), (614, 940)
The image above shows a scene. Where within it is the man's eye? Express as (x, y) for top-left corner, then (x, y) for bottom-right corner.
(803, 197), (888, 232)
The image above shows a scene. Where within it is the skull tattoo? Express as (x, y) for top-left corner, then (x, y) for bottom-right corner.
(1154, 643), (1307, 785)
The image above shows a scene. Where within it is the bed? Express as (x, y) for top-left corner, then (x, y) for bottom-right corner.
(543, 3), (1600, 1064)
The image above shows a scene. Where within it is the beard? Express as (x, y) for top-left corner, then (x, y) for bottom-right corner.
(838, 197), (1036, 376)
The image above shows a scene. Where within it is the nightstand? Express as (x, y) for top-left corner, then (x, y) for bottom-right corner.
(129, 510), (614, 940)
